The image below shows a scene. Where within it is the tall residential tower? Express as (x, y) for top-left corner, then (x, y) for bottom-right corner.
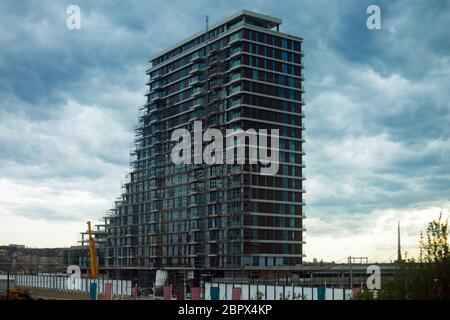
(104, 10), (305, 282)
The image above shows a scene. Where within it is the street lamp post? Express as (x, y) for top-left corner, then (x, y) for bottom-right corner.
(6, 252), (17, 300)
(6, 254), (14, 300)
(6, 269), (10, 300)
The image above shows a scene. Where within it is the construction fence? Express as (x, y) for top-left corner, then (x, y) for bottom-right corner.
(204, 282), (354, 300)
(10, 274), (355, 300)
(14, 274), (132, 297)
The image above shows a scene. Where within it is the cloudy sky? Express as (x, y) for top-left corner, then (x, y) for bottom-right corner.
(0, 0), (449, 262)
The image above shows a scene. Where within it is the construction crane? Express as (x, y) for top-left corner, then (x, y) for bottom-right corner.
(86, 221), (98, 279)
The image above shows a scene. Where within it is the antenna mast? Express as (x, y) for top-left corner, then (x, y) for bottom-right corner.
(397, 220), (402, 262)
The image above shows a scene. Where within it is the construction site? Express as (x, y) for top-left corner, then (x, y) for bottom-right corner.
(0, 10), (405, 300)
(1, 239), (401, 300)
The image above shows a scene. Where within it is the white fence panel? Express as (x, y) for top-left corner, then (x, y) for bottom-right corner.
(204, 282), (211, 300)
(284, 286), (294, 300)
(249, 284), (258, 300)
(266, 285), (275, 300)
(207, 282), (353, 300)
(12, 274), (132, 297)
(219, 283), (227, 300)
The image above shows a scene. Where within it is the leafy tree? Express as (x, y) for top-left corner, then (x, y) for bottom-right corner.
(352, 285), (376, 300)
(419, 212), (449, 263)
(379, 212), (450, 300)
(255, 290), (264, 300)
(292, 292), (307, 300)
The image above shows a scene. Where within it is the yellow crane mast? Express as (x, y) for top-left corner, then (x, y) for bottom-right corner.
(86, 221), (98, 279)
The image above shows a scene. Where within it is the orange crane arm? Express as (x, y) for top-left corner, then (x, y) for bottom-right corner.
(86, 221), (98, 279)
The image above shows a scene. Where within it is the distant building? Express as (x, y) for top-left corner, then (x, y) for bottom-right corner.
(8, 244), (25, 249)
(0, 245), (64, 274)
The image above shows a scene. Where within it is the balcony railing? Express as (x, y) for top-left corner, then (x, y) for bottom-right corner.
(190, 63), (204, 74)
(227, 98), (241, 108)
(228, 60), (241, 70)
(229, 47), (242, 57)
(228, 86), (241, 96)
(189, 76), (203, 86)
(192, 98), (203, 108)
(209, 80), (223, 89)
(152, 81), (163, 90)
(151, 92), (164, 102)
(210, 90), (226, 101)
(149, 114), (160, 123)
(151, 70), (163, 80)
(191, 51), (203, 62)
(208, 45), (219, 54)
(228, 32), (242, 45)
(192, 87), (204, 97)
(208, 104), (225, 114)
(209, 67), (225, 77)
(228, 73), (241, 83)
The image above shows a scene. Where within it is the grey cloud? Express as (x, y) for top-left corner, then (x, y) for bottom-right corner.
(0, 1), (448, 248)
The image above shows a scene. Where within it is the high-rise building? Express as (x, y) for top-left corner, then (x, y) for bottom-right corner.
(104, 10), (305, 281)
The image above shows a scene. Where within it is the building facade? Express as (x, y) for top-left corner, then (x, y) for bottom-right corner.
(104, 10), (305, 281)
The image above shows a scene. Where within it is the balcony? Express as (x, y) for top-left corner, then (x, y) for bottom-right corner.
(228, 32), (242, 45)
(227, 86), (241, 97)
(208, 46), (219, 54)
(228, 59), (241, 71)
(151, 92), (164, 102)
(152, 81), (163, 91)
(192, 87), (204, 97)
(229, 47), (242, 58)
(190, 63), (204, 74)
(192, 98), (203, 108)
(209, 67), (225, 78)
(208, 57), (219, 66)
(210, 90), (226, 102)
(209, 80), (223, 90)
(151, 70), (163, 80)
(227, 98), (241, 108)
(228, 73), (241, 84)
(149, 113), (160, 123)
(208, 104), (225, 114)
(191, 51), (203, 62)
(189, 75), (203, 86)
